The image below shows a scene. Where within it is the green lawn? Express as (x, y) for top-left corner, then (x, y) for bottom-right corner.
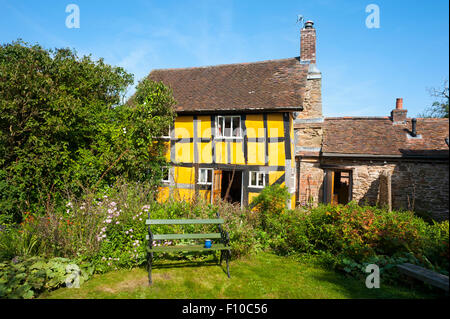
(41, 252), (438, 299)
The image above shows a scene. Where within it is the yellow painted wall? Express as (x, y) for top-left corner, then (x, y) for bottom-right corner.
(158, 112), (296, 206)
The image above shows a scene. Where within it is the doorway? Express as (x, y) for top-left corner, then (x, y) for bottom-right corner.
(324, 170), (352, 205)
(221, 170), (242, 204)
(211, 169), (242, 204)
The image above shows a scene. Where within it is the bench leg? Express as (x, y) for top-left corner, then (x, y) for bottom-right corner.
(219, 251), (223, 265)
(225, 250), (231, 278)
(147, 252), (153, 285)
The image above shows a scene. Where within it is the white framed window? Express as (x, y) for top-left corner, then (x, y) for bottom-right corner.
(249, 171), (266, 188)
(161, 127), (171, 139)
(198, 168), (213, 185)
(162, 166), (171, 183)
(216, 116), (241, 138)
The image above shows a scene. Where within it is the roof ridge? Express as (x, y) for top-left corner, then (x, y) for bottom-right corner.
(325, 116), (390, 120)
(149, 56), (301, 73)
(325, 116), (449, 122)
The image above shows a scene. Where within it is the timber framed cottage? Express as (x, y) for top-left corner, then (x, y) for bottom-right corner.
(146, 21), (321, 209)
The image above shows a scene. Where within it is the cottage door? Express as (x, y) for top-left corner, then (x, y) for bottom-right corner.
(324, 170), (336, 204)
(211, 170), (222, 204)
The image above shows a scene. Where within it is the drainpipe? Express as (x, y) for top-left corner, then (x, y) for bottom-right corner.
(296, 157), (302, 207)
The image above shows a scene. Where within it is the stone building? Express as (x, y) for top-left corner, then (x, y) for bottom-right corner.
(296, 98), (449, 221)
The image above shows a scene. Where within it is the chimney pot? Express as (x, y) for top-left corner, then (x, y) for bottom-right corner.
(304, 20), (314, 29)
(396, 98), (403, 110)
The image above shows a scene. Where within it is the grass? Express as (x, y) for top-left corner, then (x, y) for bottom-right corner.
(40, 252), (439, 299)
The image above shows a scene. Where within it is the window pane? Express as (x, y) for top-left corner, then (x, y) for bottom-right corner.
(162, 127), (170, 137)
(217, 117), (223, 137)
(199, 169), (206, 183)
(162, 167), (169, 181)
(207, 170), (212, 183)
(250, 172), (257, 186)
(258, 173), (265, 186)
(232, 117), (240, 137)
(224, 117), (232, 137)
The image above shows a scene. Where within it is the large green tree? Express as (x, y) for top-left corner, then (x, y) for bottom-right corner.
(0, 40), (176, 223)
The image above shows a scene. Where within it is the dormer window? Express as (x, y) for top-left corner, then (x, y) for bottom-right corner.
(216, 116), (241, 138)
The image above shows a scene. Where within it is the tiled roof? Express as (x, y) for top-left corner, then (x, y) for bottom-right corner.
(322, 117), (449, 158)
(147, 57), (308, 113)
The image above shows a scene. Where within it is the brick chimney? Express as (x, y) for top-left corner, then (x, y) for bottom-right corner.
(300, 20), (316, 63)
(391, 98), (408, 124)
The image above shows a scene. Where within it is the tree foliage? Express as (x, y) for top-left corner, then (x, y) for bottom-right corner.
(419, 80), (449, 118)
(0, 40), (176, 223)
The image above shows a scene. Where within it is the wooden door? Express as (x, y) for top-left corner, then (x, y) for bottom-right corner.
(211, 170), (222, 204)
(324, 170), (335, 204)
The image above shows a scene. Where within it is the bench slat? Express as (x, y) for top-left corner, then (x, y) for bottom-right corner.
(146, 233), (222, 240)
(148, 244), (229, 252)
(397, 263), (449, 292)
(146, 218), (224, 225)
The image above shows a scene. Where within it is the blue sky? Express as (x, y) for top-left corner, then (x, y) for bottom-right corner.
(1, 0), (448, 117)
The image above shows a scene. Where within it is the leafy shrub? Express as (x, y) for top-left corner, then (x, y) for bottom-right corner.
(250, 184), (290, 229)
(0, 256), (93, 299)
(209, 200), (260, 258)
(258, 201), (449, 281)
(0, 218), (41, 262)
(0, 41), (176, 224)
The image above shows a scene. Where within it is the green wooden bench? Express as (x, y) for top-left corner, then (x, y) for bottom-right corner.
(146, 212), (231, 285)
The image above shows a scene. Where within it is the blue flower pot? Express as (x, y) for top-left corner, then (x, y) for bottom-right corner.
(204, 240), (212, 248)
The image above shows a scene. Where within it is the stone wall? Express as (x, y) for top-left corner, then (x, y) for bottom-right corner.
(295, 125), (323, 149)
(298, 76), (322, 119)
(297, 158), (324, 206)
(319, 158), (449, 221)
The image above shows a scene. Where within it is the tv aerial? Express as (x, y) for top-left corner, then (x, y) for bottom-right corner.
(296, 15), (304, 28)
